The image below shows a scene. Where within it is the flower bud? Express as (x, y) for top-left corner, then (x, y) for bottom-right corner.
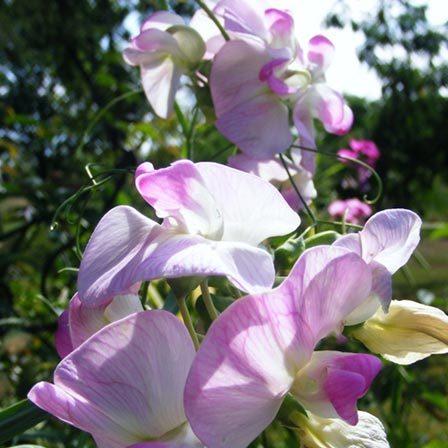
(353, 300), (448, 365)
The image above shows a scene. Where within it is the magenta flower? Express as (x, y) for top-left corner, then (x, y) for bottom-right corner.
(328, 198), (372, 225)
(228, 147), (317, 211)
(185, 246), (381, 448)
(334, 209), (422, 324)
(29, 311), (203, 448)
(338, 139), (380, 184)
(209, 3), (352, 158)
(123, 11), (206, 118)
(55, 291), (143, 358)
(77, 160), (300, 306)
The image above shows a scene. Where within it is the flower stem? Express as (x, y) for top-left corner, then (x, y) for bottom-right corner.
(177, 295), (200, 350)
(200, 280), (219, 321)
(195, 0), (230, 41)
(279, 152), (317, 224)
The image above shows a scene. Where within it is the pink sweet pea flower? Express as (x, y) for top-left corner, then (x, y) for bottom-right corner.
(333, 209), (422, 325)
(328, 198), (372, 225)
(185, 246), (381, 448)
(338, 139), (380, 184)
(55, 291), (143, 358)
(29, 311), (203, 448)
(228, 147), (317, 211)
(123, 12), (206, 118)
(77, 160), (300, 307)
(209, 2), (352, 158)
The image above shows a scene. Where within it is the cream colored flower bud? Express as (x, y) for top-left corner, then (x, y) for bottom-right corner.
(293, 411), (389, 448)
(353, 300), (448, 365)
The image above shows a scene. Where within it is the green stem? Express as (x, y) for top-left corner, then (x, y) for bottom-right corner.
(195, 0), (230, 41)
(200, 280), (219, 320)
(279, 153), (317, 224)
(177, 295), (200, 350)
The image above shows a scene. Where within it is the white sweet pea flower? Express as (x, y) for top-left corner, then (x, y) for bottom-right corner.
(353, 300), (448, 365)
(124, 11), (206, 118)
(294, 411), (390, 448)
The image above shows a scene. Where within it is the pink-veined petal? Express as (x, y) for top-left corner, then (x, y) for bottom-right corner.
(196, 162), (300, 245)
(29, 311), (195, 445)
(55, 310), (73, 358)
(78, 206), (276, 305)
(77, 206), (163, 306)
(135, 160), (223, 239)
(292, 351), (381, 425)
(211, 40), (292, 157)
(185, 246), (371, 447)
(359, 209), (422, 273)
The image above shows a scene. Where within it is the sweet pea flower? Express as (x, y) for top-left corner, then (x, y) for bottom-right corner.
(328, 198), (372, 225)
(338, 139), (380, 184)
(123, 11), (206, 118)
(294, 411), (390, 448)
(185, 245), (381, 448)
(333, 209), (422, 325)
(228, 148), (317, 211)
(209, 2), (352, 158)
(353, 300), (448, 365)
(55, 291), (143, 358)
(77, 160), (300, 307)
(29, 311), (203, 448)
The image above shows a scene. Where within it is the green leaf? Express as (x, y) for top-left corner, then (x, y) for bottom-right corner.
(0, 399), (48, 444)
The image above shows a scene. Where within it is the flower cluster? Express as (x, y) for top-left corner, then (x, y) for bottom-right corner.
(26, 2), (448, 448)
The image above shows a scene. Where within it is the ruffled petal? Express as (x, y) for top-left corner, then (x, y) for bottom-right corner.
(196, 162), (300, 245)
(354, 300), (448, 365)
(359, 209), (422, 273)
(29, 311), (195, 445)
(308, 34), (335, 73)
(135, 160), (223, 239)
(211, 40), (292, 157)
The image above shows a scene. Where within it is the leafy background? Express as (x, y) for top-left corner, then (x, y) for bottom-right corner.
(0, 0), (447, 447)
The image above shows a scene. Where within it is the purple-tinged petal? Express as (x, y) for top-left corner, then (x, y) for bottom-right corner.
(29, 311), (195, 446)
(185, 246), (372, 447)
(141, 11), (185, 32)
(265, 8), (295, 48)
(283, 246), (373, 342)
(211, 40), (292, 157)
(185, 290), (312, 448)
(77, 206), (163, 306)
(333, 233), (362, 256)
(308, 35), (335, 73)
(196, 162), (300, 245)
(359, 209), (422, 273)
(136, 160), (223, 239)
(292, 351), (382, 425)
(216, 94), (292, 157)
(68, 293), (143, 350)
(190, 9), (226, 59)
(55, 310), (73, 358)
(293, 100), (317, 150)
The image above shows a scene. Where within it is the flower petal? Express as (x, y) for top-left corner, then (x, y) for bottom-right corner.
(354, 300), (448, 365)
(135, 160), (223, 239)
(211, 40), (292, 157)
(295, 411), (390, 448)
(359, 209), (422, 273)
(185, 246), (372, 447)
(292, 351), (381, 425)
(196, 162), (300, 245)
(308, 34), (335, 73)
(185, 290), (311, 448)
(77, 206), (163, 306)
(141, 11), (185, 32)
(29, 311), (195, 445)
(55, 309), (73, 358)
